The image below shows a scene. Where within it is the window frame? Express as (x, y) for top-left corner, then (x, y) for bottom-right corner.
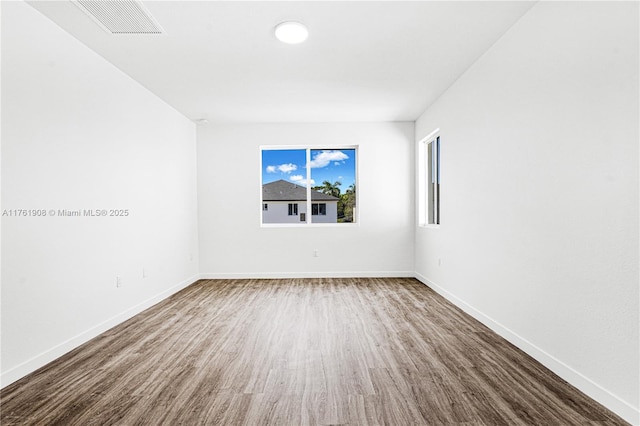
(418, 130), (441, 228)
(260, 145), (359, 227)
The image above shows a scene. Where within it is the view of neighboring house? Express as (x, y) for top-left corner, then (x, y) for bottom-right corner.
(262, 180), (338, 224)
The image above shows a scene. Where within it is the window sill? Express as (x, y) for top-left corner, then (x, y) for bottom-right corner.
(419, 224), (440, 229)
(261, 222), (360, 228)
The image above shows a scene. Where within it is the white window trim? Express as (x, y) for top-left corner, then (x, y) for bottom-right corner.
(417, 129), (441, 229)
(260, 145), (360, 228)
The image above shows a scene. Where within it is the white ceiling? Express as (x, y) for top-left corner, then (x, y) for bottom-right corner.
(27, 1), (535, 124)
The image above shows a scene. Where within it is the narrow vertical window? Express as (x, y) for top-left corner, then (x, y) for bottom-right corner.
(427, 137), (440, 225)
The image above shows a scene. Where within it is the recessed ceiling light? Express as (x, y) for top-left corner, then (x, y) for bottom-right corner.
(275, 21), (308, 44)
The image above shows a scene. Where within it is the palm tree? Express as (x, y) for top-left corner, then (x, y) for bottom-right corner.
(340, 184), (356, 222)
(314, 180), (342, 198)
(346, 183), (356, 195)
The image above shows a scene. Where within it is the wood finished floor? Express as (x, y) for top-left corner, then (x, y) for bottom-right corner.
(1, 278), (629, 425)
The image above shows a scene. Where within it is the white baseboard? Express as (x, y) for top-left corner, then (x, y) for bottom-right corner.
(414, 272), (639, 426)
(0, 274), (200, 389)
(199, 271), (415, 279)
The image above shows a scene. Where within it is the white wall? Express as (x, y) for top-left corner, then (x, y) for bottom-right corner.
(415, 2), (639, 423)
(1, 2), (199, 386)
(198, 122), (414, 278)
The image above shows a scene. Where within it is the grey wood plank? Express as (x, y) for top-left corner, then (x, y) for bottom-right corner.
(0, 278), (630, 425)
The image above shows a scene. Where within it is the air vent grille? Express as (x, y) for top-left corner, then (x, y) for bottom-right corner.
(74, 0), (164, 35)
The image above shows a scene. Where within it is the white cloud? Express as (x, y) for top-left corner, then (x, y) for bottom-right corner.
(278, 163), (297, 173)
(266, 165), (276, 173)
(309, 150), (348, 168)
(290, 175), (315, 185)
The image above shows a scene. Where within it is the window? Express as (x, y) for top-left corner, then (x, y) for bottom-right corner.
(428, 137), (440, 225)
(261, 147), (357, 225)
(312, 203), (326, 216)
(418, 132), (440, 226)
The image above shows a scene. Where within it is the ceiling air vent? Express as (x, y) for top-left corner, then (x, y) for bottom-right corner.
(73, 0), (164, 35)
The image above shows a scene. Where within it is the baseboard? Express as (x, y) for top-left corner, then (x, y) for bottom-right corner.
(199, 271), (415, 279)
(414, 272), (639, 426)
(0, 273), (200, 389)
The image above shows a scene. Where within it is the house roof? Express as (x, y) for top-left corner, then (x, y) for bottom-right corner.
(263, 180), (338, 202)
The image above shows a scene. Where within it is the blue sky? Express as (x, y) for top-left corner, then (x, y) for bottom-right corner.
(262, 149), (356, 192)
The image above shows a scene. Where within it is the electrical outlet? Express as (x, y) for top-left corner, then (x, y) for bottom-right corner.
(313, 249), (319, 257)
(116, 276), (123, 287)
